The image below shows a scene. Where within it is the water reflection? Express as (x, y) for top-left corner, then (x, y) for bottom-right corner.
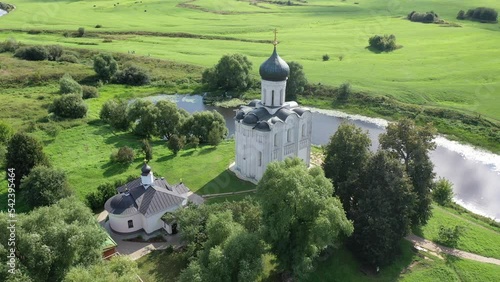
(144, 94), (499, 221)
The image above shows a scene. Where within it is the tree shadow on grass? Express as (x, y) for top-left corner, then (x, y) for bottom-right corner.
(365, 46), (383, 54)
(197, 146), (216, 156)
(197, 170), (255, 195)
(102, 161), (130, 177)
(156, 153), (176, 163)
(136, 249), (188, 282)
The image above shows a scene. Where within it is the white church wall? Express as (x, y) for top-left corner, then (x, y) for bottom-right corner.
(261, 80), (287, 107)
(109, 212), (143, 233)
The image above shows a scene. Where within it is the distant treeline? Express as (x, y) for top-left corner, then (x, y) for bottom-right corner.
(457, 7), (498, 23)
(407, 11), (440, 23)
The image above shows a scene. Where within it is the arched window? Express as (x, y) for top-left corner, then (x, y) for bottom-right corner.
(302, 124), (306, 137)
(280, 90), (283, 104)
(287, 129), (292, 142)
(258, 151), (262, 167)
(271, 90), (275, 106)
(128, 220), (134, 228)
(274, 133), (278, 147)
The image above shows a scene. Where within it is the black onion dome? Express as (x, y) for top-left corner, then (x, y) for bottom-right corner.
(104, 193), (137, 215)
(141, 163), (152, 176)
(259, 46), (290, 82)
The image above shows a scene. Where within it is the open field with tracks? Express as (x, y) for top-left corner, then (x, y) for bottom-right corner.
(1, 0), (500, 121)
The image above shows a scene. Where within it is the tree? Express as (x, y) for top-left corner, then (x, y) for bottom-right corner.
(64, 256), (138, 282)
(286, 61), (307, 101)
(46, 45), (63, 61)
(111, 146), (135, 164)
(59, 73), (82, 94)
(337, 82), (351, 101)
(141, 139), (153, 161)
(202, 54), (253, 92)
(181, 111), (228, 143)
(0, 197), (107, 282)
(432, 178), (454, 206)
(81, 85), (99, 99)
(155, 100), (182, 139)
(322, 122), (371, 215)
(21, 166), (73, 208)
(113, 64), (151, 86)
(6, 132), (50, 188)
(167, 134), (185, 155)
(368, 34), (397, 52)
(49, 94), (88, 119)
(180, 211), (264, 282)
(85, 182), (117, 211)
(93, 53), (118, 81)
(77, 27), (85, 37)
(14, 46), (48, 61)
(207, 122), (225, 147)
(437, 225), (463, 248)
(379, 118), (436, 226)
(349, 151), (416, 266)
(99, 99), (130, 131)
(257, 158), (353, 279)
(127, 100), (159, 138)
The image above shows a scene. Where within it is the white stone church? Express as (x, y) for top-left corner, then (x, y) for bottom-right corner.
(234, 44), (312, 181)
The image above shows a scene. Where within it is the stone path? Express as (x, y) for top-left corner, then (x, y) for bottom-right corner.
(405, 234), (500, 266)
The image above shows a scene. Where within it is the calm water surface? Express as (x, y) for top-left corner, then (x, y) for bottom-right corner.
(145, 94), (500, 221)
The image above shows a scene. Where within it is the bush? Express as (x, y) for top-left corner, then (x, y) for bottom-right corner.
(337, 82), (351, 101)
(322, 54), (330, 61)
(100, 99), (130, 131)
(141, 139), (153, 161)
(456, 10), (466, 20)
(407, 11), (439, 23)
(86, 182), (117, 211)
(437, 225), (463, 248)
(368, 34), (398, 52)
(0, 38), (19, 53)
(49, 94), (88, 119)
(113, 64), (151, 86)
(95, 24), (103, 28)
(111, 146), (135, 164)
(14, 45), (48, 61)
(167, 134), (185, 155)
(57, 54), (79, 63)
(46, 45), (63, 61)
(77, 27), (85, 37)
(93, 53), (118, 81)
(432, 178), (454, 206)
(59, 73), (82, 94)
(82, 85), (99, 99)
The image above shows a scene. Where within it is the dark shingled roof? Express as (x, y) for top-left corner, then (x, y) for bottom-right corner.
(259, 46), (290, 82)
(235, 101), (310, 132)
(107, 177), (202, 217)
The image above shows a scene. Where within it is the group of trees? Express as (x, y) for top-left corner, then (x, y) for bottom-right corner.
(100, 98), (228, 149)
(93, 53), (150, 85)
(322, 119), (436, 266)
(0, 198), (138, 282)
(201, 54), (308, 102)
(457, 7), (498, 22)
(176, 159), (353, 281)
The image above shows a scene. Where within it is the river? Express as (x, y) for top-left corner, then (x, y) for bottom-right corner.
(0, 9), (7, 17)
(145, 94), (500, 221)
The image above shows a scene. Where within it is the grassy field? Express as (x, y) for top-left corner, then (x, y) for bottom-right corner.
(1, 0), (500, 121)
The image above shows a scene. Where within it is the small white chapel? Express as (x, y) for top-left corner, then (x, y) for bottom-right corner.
(234, 36), (312, 181)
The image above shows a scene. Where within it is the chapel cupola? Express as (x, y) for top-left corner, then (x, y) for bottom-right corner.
(259, 29), (290, 108)
(141, 162), (154, 188)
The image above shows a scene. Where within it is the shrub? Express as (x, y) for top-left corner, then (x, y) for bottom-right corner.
(437, 225), (463, 248)
(167, 134), (185, 155)
(368, 34), (397, 52)
(49, 94), (88, 119)
(408, 11), (439, 23)
(141, 139), (153, 161)
(113, 64), (151, 86)
(95, 24), (102, 28)
(0, 38), (19, 53)
(111, 146), (135, 164)
(57, 54), (79, 63)
(100, 99), (130, 131)
(59, 73), (82, 94)
(14, 45), (48, 61)
(77, 27), (85, 37)
(432, 178), (454, 206)
(337, 82), (351, 101)
(456, 10), (466, 20)
(46, 45), (63, 61)
(82, 85), (99, 99)
(322, 54), (330, 61)
(86, 182), (117, 211)
(93, 53), (118, 81)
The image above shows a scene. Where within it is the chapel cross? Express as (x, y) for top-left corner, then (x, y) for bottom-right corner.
(273, 28), (278, 46)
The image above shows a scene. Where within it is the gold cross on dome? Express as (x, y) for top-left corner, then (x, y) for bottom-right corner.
(273, 28), (278, 46)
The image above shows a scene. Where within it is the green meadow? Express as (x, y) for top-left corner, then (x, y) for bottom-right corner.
(1, 0), (500, 121)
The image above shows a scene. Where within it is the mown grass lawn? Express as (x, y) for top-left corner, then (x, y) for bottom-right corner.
(415, 204), (500, 259)
(1, 0), (500, 121)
